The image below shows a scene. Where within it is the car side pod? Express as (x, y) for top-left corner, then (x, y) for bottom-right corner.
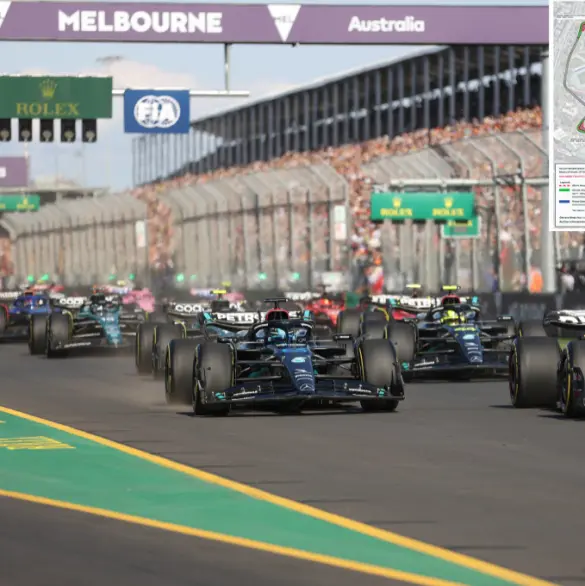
(509, 337), (560, 408)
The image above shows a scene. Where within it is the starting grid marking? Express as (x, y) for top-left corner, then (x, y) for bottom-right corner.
(0, 436), (74, 451)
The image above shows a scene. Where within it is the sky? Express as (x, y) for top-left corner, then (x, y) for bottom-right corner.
(1, 0), (546, 191)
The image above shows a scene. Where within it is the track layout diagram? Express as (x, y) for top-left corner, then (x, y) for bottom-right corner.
(554, 1), (585, 164)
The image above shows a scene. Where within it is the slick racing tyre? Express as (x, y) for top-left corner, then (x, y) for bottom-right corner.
(359, 319), (387, 340)
(29, 314), (48, 355)
(385, 321), (417, 365)
(193, 342), (232, 416)
(46, 313), (71, 359)
(517, 320), (547, 338)
(357, 339), (402, 412)
(336, 309), (362, 338)
(152, 323), (184, 379)
(0, 306), (7, 335)
(165, 336), (204, 406)
(135, 322), (156, 374)
(361, 308), (388, 323)
(559, 341), (585, 418)
(509, 337), (559, 408)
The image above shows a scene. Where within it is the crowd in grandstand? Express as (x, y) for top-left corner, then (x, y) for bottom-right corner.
(0, 105), (570, 292)
(131, 105), (563, 291)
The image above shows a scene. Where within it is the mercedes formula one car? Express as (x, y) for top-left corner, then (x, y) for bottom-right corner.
(30, 293), (145, 357)
(399, 302), (516, 379)
(509, 309), (585, 417)
(163, 298), (405, 415)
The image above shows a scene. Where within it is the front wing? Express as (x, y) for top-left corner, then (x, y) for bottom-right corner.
(203, 377), (404, 406)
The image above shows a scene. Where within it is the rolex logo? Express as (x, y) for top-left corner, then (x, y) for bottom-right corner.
(393, 196), (402, 208)
(39, 78), (57, 100)
(444, 196), (454, 209)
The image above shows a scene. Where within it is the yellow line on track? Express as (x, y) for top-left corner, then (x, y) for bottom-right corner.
(0, 488), (463, 586)
(0, 405), (556, 586)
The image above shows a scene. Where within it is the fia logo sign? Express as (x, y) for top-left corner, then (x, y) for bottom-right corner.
(134, 95), (181, 129)
(124, 90), (190, 134)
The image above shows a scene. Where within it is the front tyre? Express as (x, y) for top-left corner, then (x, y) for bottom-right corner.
(357, 338), (402, 412)
(509, 337), (559, 408)
(135, 322), (156, 374)
(29, 314), (48, 355)
(153, 323), (184, 379)
(165, 337), (204, 406)
(46, 313), (71, 359)
(193, 343), (232, 416)
(559, 341), (585, 418)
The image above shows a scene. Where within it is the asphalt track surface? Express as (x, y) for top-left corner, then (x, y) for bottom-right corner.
(0, 344), (584, 585)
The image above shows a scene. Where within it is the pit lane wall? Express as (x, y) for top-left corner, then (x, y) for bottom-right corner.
(0, 129), (569, 291)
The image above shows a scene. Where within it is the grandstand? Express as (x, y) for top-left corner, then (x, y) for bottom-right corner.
(3, 43), (552, 292)
(130, 43), (549, 293)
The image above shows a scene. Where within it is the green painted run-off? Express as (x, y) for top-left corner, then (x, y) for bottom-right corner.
(0, 412), (523, 585)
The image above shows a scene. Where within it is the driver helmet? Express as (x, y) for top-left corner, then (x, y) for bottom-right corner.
(268, 327), (286, 344)
(440, 309), (465, 325)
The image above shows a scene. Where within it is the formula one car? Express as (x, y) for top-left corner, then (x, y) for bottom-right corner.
(31, 293), (145, 357)
(400, 302), (516, 379)
(343, 295), (515, 380)
(164, 298), (405, 415)
(0, 289), (55, 343)
(509, 309), (585, 416)
(286, 289), (345, 328)
(135, 290), (246, 377)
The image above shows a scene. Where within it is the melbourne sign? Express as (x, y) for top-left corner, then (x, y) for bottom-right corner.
(0, 76), (112, 119)
(370, 192), (475, 222)
(0, 3), (547, 44)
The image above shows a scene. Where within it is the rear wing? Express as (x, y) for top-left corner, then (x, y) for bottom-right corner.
(0, 291), (21, 301)
(52, 296), (88, 308)
(544, 310), (585, 328)
(371, 294), (478, 311)
(205, 310), (302, 324)
(167, 302), (207, 317)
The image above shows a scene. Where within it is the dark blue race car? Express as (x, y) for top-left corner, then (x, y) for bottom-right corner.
(0, 290), (56, 343)
(164, 298), (405, 416)
(404, 303), (517, 379)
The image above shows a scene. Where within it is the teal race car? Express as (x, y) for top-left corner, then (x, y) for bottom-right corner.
(32, 293), (144, 357)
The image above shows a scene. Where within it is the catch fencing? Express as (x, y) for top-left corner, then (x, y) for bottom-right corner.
(0, 193), (148, 286)
(0, 129), (557, 291)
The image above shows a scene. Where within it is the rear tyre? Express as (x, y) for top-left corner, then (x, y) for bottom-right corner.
(385, 321), (417, 365)
(165, 337), (204, 405)
(357, 338), (402, 412)
(135, 322), (156, 374)
(336, 308), (362, 338)
(361, 309), (388, 324)
(153, 323), (184, 379)
(46, 313), (71, 358)
(29, 314), (48, 355)
(560, 341), (585, 418)
(517, 320), (546, 337)
(509, 337), (559, 408)
(193, 343), (232, 416)
(359, 319), (387, 340)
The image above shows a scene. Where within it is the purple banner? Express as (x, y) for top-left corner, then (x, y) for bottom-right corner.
(0, 3), (547, 45)
(0, 157), (28, 188)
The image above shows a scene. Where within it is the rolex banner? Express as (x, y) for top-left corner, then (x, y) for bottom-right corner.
(0, 76), (113, 119)
(370, 192), (475, 222)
